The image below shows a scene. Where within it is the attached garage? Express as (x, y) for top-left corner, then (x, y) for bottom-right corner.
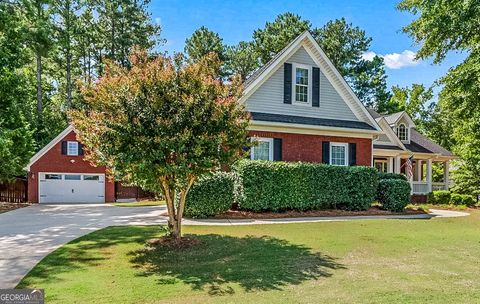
(27, 126), (115, 203)
(38, 173), (105, 203)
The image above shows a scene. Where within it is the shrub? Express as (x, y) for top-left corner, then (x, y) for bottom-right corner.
(459, 194), (475, 206)
(233, 160), (378, 212)
(427, 190), (451, 204)
(376, 179), (411, 212)
(184, 172), (235, 218)
(378, 172), (408, 181)
(450, 193), (463, 205)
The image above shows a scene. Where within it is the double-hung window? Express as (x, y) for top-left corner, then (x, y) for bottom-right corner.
(67, 141), (79, 156)
(250, 138), (273, 161)
(293, 64), (311, 104)
(330, 143), (348, 166)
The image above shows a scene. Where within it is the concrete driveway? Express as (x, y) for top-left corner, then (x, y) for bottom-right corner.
(0, 204), (168, 289)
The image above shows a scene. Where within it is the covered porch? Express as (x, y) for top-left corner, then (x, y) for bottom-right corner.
(373, 150), (451, 195)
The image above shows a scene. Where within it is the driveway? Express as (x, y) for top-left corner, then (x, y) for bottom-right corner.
(0, 204), (168, 289)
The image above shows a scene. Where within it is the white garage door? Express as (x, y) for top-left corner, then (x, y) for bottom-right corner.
(39, 173), (105, 203)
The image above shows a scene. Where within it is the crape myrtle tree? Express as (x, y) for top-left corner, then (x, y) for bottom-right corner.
(71, 49), (250, 239)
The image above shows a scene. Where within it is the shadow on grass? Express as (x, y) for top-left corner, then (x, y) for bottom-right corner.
(17, 226), (161, 288)
(130, 234), (345, 295)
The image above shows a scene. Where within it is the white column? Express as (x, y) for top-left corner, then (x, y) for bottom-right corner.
(444, 160), (450, 190)
(426, 159), (433, 193)
(394, 156), (401, 174)
(387, 157), (394, 173)
(416, 160), (422, 182)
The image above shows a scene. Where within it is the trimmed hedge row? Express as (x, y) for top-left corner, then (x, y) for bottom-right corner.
(429, 190), (475, 206)
(378, 172), (408, 181)
(184, 172), (236, 218)
(233, 160), (378, 212)
(376, 179), (411, 212)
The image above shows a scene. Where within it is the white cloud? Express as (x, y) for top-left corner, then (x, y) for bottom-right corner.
(361, 51), (377, 61)
(361, 50), (421, 69)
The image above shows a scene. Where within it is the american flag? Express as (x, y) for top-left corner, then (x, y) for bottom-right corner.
(405, 156), (414, 178)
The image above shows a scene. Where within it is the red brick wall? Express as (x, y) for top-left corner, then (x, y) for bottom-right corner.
(28, 131), (115, 203)
(249, 131), (372, 166)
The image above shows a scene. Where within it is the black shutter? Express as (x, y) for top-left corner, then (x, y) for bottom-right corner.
(322, 141), (330, 164)
(349, 143), (357, 166)
(61, 141), (67, 155)
(284, 63), (292, 104)
(78, 143), (84, 155)
(273, 138), (282, 161)
(312, 67), (320, 107)
(243, 137), (251, 159)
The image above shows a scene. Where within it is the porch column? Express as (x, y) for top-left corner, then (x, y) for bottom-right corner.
(444, 160), (450, 190)
(387, 157), (394, 173)
(426, 159), (433, 193)
(416, 160), (422, 182)
(394, 156), (401, 174)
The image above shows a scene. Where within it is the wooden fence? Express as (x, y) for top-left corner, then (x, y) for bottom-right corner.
(0, 178), (28, 203)
(115, 182), (154, 200)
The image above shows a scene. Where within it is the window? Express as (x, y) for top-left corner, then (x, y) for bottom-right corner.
(293, 64), (311, 104)
(67, 141), (79, 156)
(374, 160), (388, 173)
(397, 123), (408, 141)
(83, 175), (100, 181)
(45, 174), (62, 180)
(64, 174), (81, 180)
(330, 143), (348, 166)
(251, 138), (273, 161)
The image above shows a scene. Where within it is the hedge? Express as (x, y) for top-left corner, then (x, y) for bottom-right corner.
(451, 193), (475, 206)
(184, 172), (236, 218)
(233, 160), (378, 212)
(378, 172), (408, 181)
(376, 179), (411, 212)
(427, 190), (451, 204)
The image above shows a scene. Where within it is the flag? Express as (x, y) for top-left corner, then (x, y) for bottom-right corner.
(405, 156), (413, 178)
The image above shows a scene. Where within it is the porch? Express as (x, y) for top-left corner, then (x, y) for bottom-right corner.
(373, 155), (450, 195)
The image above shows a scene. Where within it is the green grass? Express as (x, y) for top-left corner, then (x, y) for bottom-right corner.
(18, 211), (480, 303)
(111, 200), (165, 207)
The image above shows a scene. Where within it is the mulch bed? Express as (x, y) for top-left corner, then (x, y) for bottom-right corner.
(213, 206), (427, 220)
(0, 202), (31, 214)
(147, 236), (201, 249)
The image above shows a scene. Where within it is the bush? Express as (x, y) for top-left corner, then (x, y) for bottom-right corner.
(427, 190), (451, 204)
(376, 179), (411, 212)
(378, 172), (408, 181)
(184, 172), (235, 218)
(233, 160), (378, 212)
(450, 193), (463, 205)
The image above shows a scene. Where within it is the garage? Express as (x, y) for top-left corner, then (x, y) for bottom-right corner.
(39, 173), (105, 203)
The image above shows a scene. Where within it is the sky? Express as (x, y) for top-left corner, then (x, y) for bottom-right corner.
(149, 0), (465, 98)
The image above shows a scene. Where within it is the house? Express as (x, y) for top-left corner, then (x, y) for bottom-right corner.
(242, 31), (455, 198)
(26, 126), (115, 203)
(26, 31), (454, 203)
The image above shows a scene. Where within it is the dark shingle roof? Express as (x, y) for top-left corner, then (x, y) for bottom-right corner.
(409, 129), (454, 156)
(250, 112), (376, 130)
(373, 144), (403, 151)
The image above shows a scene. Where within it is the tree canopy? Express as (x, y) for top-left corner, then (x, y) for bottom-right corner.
(71, 50), (250, 238)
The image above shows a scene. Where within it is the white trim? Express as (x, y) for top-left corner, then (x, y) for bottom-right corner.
(26, 125), (75, 171)
(397, 123), (408, 142)
(330, 142), (348, 166)
(241, 31), (382, 132)
(375, 117), (407, 150)
(250, 137), (274, 161)
(291, 63), (312, 105)
(374, 159), (388, 173)
(388, 111), (416, 128)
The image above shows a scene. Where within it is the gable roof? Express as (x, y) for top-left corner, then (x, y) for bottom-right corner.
(26, 125), (74, 171)
(242, 31), (382, 133)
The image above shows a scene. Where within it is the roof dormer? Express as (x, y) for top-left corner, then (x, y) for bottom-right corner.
(384, 111), (415, 144)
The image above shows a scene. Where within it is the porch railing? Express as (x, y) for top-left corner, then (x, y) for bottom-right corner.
(412, 181), (448, 194)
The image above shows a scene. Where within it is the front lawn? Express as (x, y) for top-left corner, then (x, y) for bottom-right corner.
(18, 211), (480, 303)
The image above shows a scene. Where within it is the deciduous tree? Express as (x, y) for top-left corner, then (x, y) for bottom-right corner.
(71, 50), (250, 239)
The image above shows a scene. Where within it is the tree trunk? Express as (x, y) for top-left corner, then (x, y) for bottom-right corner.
(159, 175), (196, 240)
(65, 0), (72, 108)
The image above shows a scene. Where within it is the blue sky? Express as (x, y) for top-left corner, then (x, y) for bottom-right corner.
(149, 0), (465, 98)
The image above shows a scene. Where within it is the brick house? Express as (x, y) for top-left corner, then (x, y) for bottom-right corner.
(26, 31), (454, 203)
